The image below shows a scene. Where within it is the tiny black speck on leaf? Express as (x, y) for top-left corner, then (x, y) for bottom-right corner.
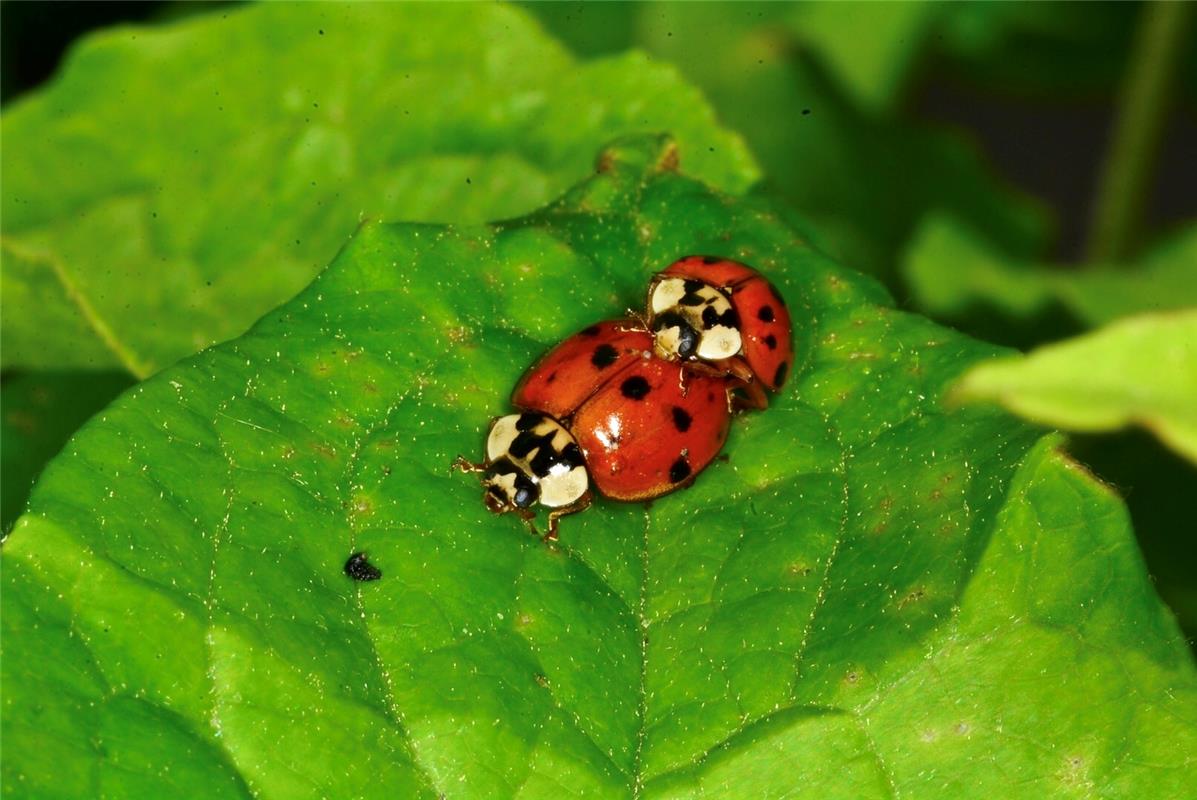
(802, 108), (811, 115)
(345, 552), (382, 582)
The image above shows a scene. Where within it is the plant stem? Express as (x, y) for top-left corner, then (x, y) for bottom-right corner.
(1085, 1), (1191, 264)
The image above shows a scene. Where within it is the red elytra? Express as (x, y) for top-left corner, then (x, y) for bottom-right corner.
(513, 320), (737, 502)
(650, 255), (794, 393)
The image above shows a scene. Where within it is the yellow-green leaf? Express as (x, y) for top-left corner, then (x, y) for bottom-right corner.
(955, 310), (1197, 462)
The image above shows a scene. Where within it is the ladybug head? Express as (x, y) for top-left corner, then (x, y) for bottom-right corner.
(649, 276), (743, 365)
(482, 458), (540, 513)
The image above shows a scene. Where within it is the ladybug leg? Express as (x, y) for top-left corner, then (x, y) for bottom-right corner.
(517, 509), (545, 540)
(615, 312), (650, 334)
(719, 356), (756, 384)
(543, 492), (593, 542)
(451, 455), (486, 474)
(729, 380), (769, 412)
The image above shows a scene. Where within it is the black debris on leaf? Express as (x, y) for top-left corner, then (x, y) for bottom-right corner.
(344, 552), (382, 582)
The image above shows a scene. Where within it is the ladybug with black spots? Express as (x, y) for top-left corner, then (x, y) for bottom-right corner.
(647, 255), (793, 407)
(455, 320), (742, 539)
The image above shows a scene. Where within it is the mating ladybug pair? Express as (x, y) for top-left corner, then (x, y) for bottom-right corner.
(455, 256), (793, 539)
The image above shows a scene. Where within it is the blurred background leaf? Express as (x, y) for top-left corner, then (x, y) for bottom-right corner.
(526, 1), (1050, 283)
(904, 215), (1197, 348)
(955, 310), (1197, 461)
(0, 2), (757, 378)
(0, 371), (135, 530)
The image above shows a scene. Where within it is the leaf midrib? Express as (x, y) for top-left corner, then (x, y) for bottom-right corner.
(1, 238), (153, 378)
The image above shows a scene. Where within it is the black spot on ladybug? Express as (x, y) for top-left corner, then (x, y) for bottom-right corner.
(704, 306), (740, 329)
(707, 392), (715, 402)
(669, 457), (692, 483)
(758, 306), (775, 322)
(581, 325), (601, 336)
(671, 406), (692, 432)
(561, 442), (585, 469)
(546, 371), (557, 383)
(591, 344), (619, 368)
(680, 291), (706, 307)
(345, 552), (382, 582)
(509, 429), (554, 460)
(621, 376), (651, 399)
(529, 445), (557, 477)
(683, 279), (705, 293)
(774, 361), (789, 387)
(764, 334), (777, 350)
(515, 412), (542, 432)
(702, 256), (720, 264)
(488, 457), (519, 477)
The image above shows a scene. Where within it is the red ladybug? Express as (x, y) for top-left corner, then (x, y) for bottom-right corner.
(455, 320), (740, 539)
(647, 256), (793, 407)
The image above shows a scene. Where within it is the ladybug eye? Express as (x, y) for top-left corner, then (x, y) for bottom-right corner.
(514, 485), (538, 508)
(654, 311), (699, 360)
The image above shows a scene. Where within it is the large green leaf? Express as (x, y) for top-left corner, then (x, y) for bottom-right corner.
(3, 138), (1193, 798)
(955, 310), (1197, 463)
(0, 2), (756, 378)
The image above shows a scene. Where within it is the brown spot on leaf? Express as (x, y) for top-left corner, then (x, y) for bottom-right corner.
(898, 587), (926, 609)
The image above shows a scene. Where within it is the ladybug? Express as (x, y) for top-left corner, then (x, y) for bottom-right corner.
(453, 410), (592, 535)
(456, 320), (740, 539)
(647, 256), (794, 406)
